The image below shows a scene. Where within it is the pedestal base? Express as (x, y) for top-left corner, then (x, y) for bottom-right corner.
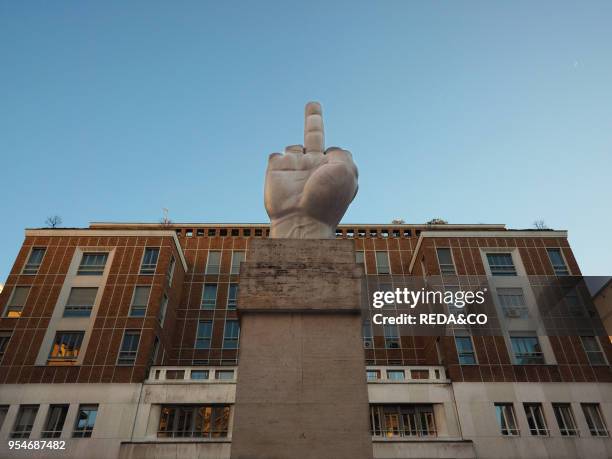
(231, 239), (372, 459)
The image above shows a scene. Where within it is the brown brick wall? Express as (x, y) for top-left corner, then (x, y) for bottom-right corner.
(1, 224), (609, 386)
(0, 234), (184, 384)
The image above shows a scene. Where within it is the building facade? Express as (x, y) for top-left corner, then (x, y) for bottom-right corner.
(0, 222), (611, 458)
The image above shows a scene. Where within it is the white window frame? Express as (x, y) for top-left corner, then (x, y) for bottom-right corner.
(375, 251), (391, 275)
(129, 286), (151, 317)
(580, 336), (608, 366)
(205, 251), (221, 275)
(167, 255), (176, 286)
(201, 284), (217, 309)
(230, 251), (245, 276)
(140, 247), (160, 275)
(3, 286), (30, 318)
(523, 403), (549, 436)
(117, 330), (140, 366)
(546, 248), (571, 276)
(553, 403), (579, 436)
(22, 247), (46, 275)
(77, 252), (109, 276)
(436, 247), (456, 275)
(494, 403), (520, 436)
(582, 403), (609, 437)
(455, 335), (477, 365)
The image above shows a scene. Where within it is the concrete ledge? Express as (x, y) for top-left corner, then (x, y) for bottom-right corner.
(373, 439), (476, 459)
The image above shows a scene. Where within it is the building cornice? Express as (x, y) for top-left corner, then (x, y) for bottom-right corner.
(89, 222), (507, 230)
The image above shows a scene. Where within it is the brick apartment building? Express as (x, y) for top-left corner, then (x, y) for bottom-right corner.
(0, 222), (611, 458)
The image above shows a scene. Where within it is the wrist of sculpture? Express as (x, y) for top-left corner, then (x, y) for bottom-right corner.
(269, 213), (335, 239)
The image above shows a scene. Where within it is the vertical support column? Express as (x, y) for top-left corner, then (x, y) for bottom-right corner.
(230, 239), (373, 459)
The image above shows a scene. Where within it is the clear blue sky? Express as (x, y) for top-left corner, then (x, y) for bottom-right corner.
(1, 1), (611, 283)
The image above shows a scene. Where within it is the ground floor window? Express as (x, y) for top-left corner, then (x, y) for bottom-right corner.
(158, 405), (231, 438)
(369, 404), (436, 438)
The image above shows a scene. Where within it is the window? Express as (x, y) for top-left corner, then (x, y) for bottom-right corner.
(4, 286), (29, 318)
(158, 293), (168, 325)
(582, 404), (608, 437)
(510, 336), (544, 364)
(495, 403), (519, 436)
(64, 287), (97, 317)
(486, 253), (517, 276)
(411, 369), (429, 379)
(118, 330), (140, 365)
(231, 251), (245, 275)
(581, 337), (607, 365)
(129, 286), (150, 317)
(564, 287), (584, 316)
(367, 370), (380, 381)
(254, 229), (262, 237)
(375, 251), (390, 274)
(208, 229), (216, 236)
(0, 331), (12, 360)
(243, 229), (251, 237)
(0, 405), (8, 431)
(553, 404), (578, 436)
(227, 284), (238, 309)
(215, 370), (234, 380)
(77, 252), (108, 276)
(205, 251), (221, 274)
(547, 248), (569, 276)
(196, 229), (205, 237)
(11, 405), (39, 439)
(166, 370), (185, 380)
(497, 288), (529, 318)
(42, 405), (69, 438)
(158, 405), (230, 438)
(363, 320), (373, 348)
(223, 320), (240, 349)
(191, 370), (209, 380)
(49, 331), (84, 361)
(370, 404), (436, 438)
(196, 321), (212, 349)
(524, 403), (548, 436)
(201, 284), (217, 309)
(73, 405), (98, 438)
(140, 248), (160, 275)
(355, 251), (364, 265)
(167, 256), (176, 286)
(23, 248), (45, 274)
(231, 229), (239, 237)
(384, 324), (399, 349)
(455, 336), (477, 364)
(387, 370), (405, 381)
(436, 248), (455, 275)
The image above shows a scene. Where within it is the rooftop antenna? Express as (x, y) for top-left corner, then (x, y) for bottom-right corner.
(161, 208), (171, 225)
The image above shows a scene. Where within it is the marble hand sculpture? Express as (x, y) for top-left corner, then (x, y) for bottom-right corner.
(264, 102), (359, 239)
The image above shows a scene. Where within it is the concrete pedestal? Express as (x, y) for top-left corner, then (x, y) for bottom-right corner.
(231, 239), (373, 459)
